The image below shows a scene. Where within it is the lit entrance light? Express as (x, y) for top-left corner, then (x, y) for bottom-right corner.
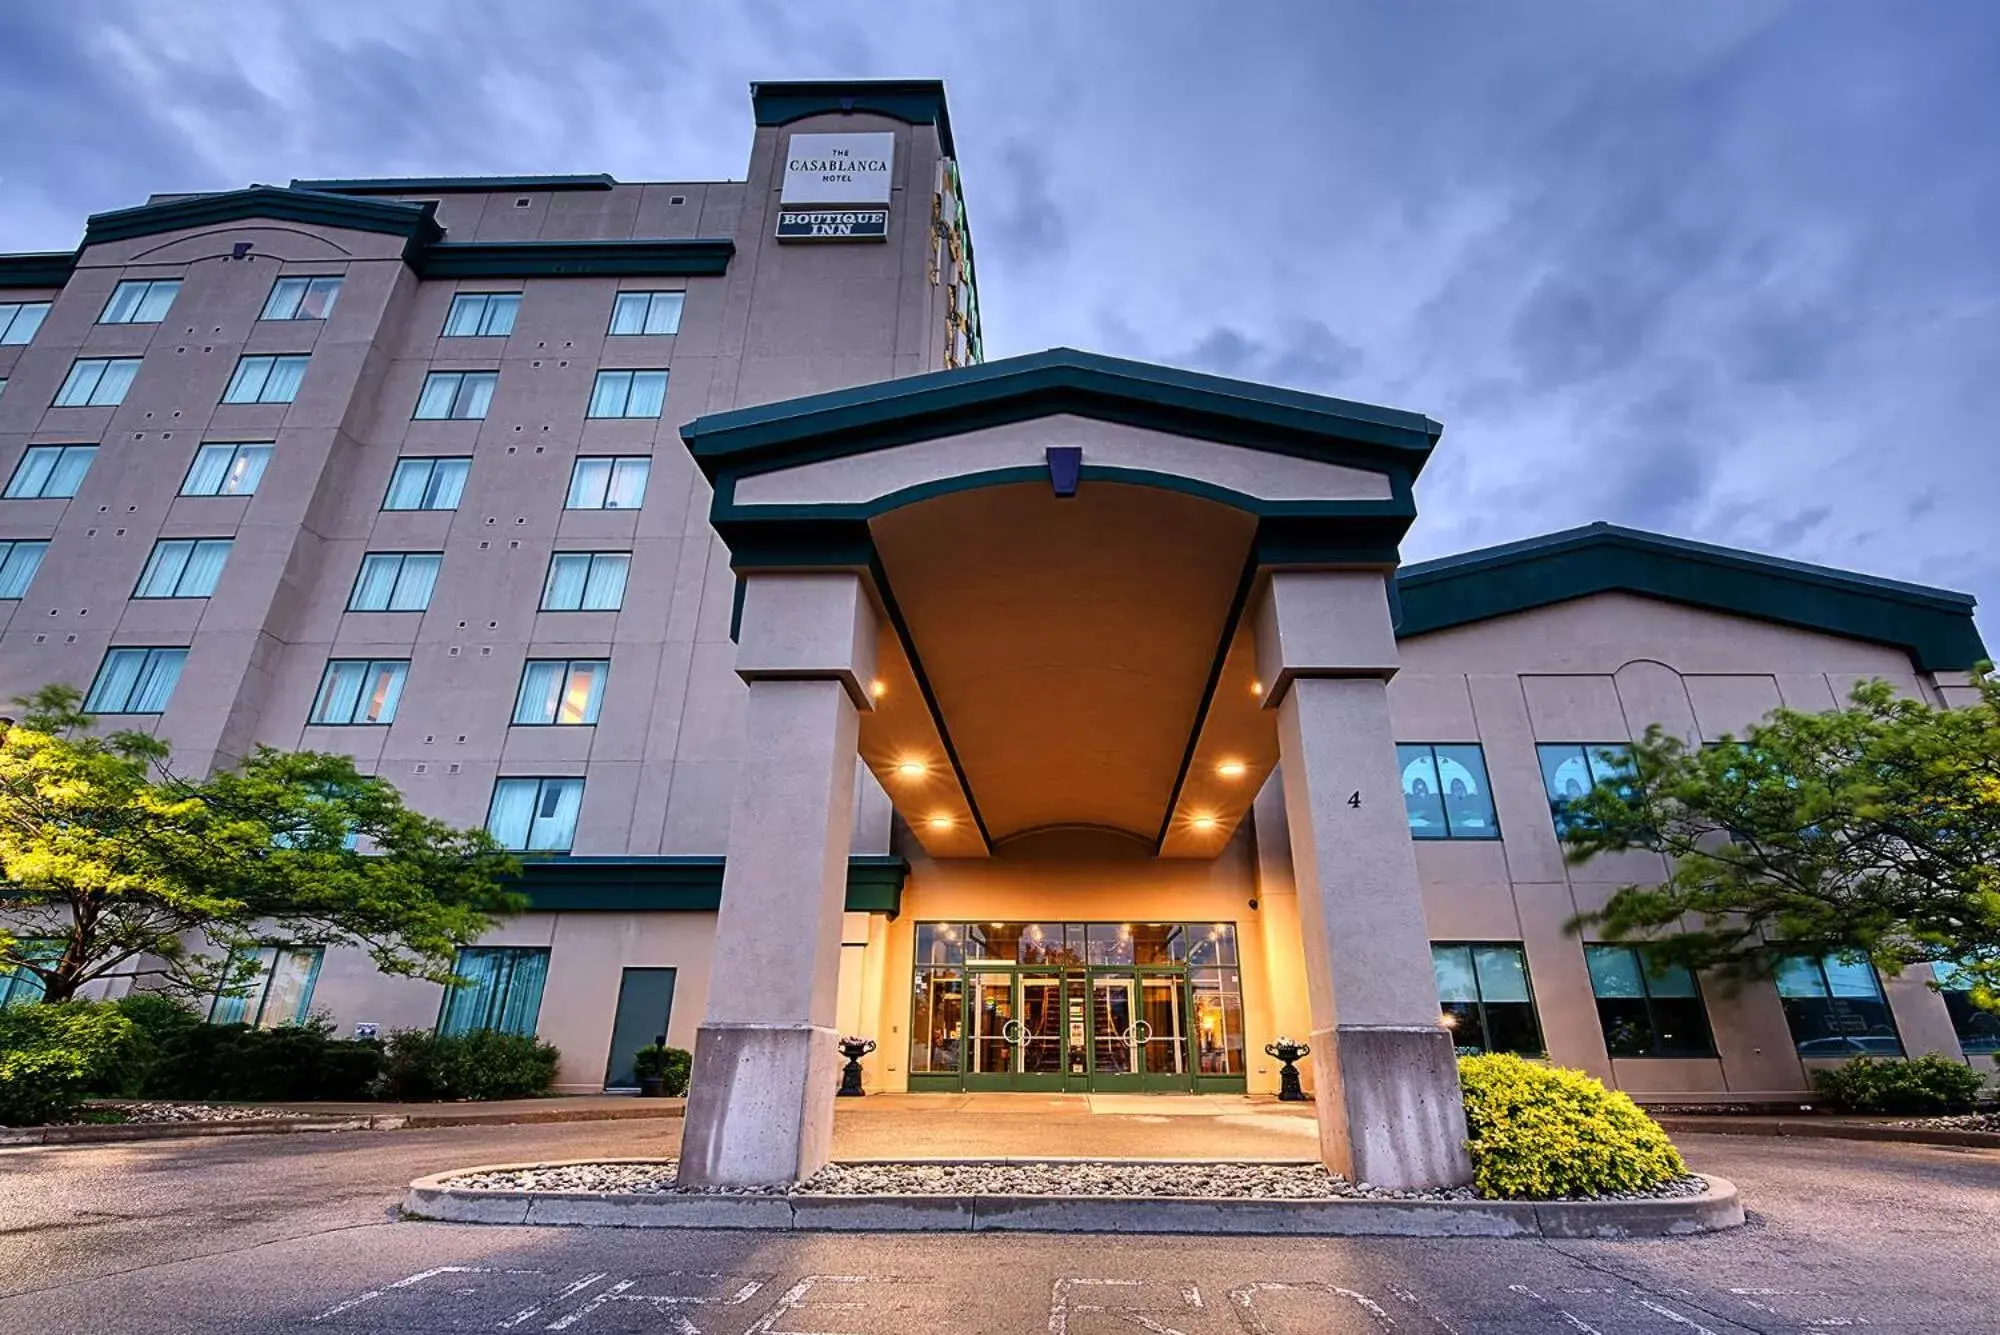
(895, 759), (926, 779)
(1189, 813), (1218, 832)
(1216, 760), (1247, 779)
(1249, 680), (1264, 697)
(927, 814), (954, 831)
(869, 679), (888, 700)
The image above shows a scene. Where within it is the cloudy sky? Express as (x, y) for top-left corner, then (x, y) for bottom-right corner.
(4, 2), (1995, 639)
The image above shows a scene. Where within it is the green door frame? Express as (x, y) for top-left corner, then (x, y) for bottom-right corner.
(960, 967), (1070, 1092)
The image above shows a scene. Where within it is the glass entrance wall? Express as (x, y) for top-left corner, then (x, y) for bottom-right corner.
(908, 921), (1246, 1092)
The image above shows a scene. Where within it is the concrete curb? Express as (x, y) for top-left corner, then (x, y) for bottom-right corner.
(399, 1160), (1744, 1238)
(1658, 1116), (2000, 1150)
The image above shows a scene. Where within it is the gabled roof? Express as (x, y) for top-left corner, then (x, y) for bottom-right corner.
(682, 347), (1443, 481)
(1394, 521), (1986, 672)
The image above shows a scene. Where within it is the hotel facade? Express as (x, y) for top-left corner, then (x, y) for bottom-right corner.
(0, 80), (1989, 1184)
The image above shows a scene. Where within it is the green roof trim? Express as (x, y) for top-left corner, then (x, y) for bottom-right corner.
(751, 78), (956, 157)
(512, 854), (908, 915)
(83, 186), (444, 251)
(415, 238), (733, 279)
(1394, 522), (1986, 672)
(0, 253), (76, 289)
(290, 175), (617, 195)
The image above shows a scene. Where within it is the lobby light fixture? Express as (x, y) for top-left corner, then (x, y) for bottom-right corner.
(1190, 813), (1218, 831)
(895, 759), (926, 779)
(1216, 760), (1247, 779)
(1250, 681), (1264, 697)
(870, 679), (888, 699)
(927, 814), (954, 831)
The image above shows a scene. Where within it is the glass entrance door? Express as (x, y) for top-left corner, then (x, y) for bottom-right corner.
(965, 970), (1069, 1089)
(1088, 973), (1139, 1088)
(965, 970), (1017, 1087)
(1017, 973), (1066, 1088)
(1138, 973), (1190, 1090)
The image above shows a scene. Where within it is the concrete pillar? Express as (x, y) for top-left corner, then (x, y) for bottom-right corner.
(1254, 570), (1473, 1190)
(677, 573), (877, 1189)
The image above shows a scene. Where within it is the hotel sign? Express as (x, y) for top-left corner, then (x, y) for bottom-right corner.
(778, 131), (893, 242)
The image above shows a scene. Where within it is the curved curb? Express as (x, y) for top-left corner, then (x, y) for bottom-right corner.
(1657, 1117), (2000, 1151)
(400, 1159), (1743, 1238)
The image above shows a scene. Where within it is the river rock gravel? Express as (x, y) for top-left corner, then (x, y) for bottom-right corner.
(75, 1102), (316, 1124)
(439, 1159), (1712, 1203)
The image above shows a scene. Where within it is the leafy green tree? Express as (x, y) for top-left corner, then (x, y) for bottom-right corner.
(0, 685), (522, 1004)
(1564, 672), (2000, 1011)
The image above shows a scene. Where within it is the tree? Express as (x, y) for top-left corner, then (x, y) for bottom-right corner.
(1562, 672), (2000, 1012)
(0, 685), (523, 1004)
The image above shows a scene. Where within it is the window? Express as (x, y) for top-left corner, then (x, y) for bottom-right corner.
(586, 369), (667, 419)
(181, 443), (270, 497)
(261, 276), (342, 321)
(84, 647), (187, 714)
(208, 946), (322, 1028)
(1537, 742), (1634, 837)
(1937, 960), (2000, 1056)
(0, 940), (58, 1008)
(1774, 954), (1903, 1057)
(0, 301), (49, 345)
(1433, 943), (1544, 1056)
(134, 539), (231, 598)
(609, 291), (684, 336)
(514, 659), (608, 725)
(0, 540), (49, 599)
(566, 456), (650, 510)
(310, 659), (409, 725)
(1585, 945), (1715, 1057)
(347, 552), (442, 611)
(99, 279), (181, 324)
(486, 777), (583, 852)
(5, 445), (95, 499)
(54, 358), (141, 407)
(437, 946), (549, 1036)
(222, 355), (309, 404)
(413, 370), (497, 420)
(1397, 743), (1499, 839)
(442, 292), (520, 337)
(540, 552), (629, 611)
(383, 457), (470, 511)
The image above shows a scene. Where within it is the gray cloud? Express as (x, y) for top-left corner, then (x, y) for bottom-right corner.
(1, 0), (1993, 640)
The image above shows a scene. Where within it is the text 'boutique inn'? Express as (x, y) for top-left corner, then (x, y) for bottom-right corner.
(0, 79), (1989, 1185)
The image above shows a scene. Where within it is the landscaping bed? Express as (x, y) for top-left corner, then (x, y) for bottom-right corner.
(66, 1101), (315, 1126)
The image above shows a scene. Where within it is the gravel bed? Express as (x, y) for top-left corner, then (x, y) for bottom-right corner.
(440, 1159), (1712, 1203)
(75, 1101), (317, 1124)
(1888, 1111), (2000, 1132)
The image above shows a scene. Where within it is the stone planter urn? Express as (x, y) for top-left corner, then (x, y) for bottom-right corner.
(837, 1036), (877, 1097)
(1264, 1037), (1311, 1102)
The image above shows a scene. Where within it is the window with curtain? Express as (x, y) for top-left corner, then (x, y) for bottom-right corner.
(1397, 743), (1500, 839)
(437, 947), (550, 1037)
(1432, 943), (1544, 1056)
(84, 647), (187, 714)
(181, 443), (271, 497)
(54, 358), (141, 407)
(222, 355), (310, 404)
(383, 457), (471, 510)
(565, 456), (650, 510)
(0, 302), (50, 345)
(1936, 960), (2000, 1055)
(486, 777), (584, 851)
(586, 369), (668, 418)
(99, 279), (182, 324)
(1774, 954), (1904, 1057)
(207, 946), (323, 1028)
(0, 541), (50, 599)
(541, 552), (629, 611)
(261, 276), (342, 321)
(0, 939), (59, 1008)
(413, 371), (497, 420)
(608, 291), (684, 336)
(513, 659), (608, 725)
(6, 445), (95, 499)
(310, 659), (410, 725)
(1536, 743), (1635, 837)
(442, 293), (521, 337)
(1585, 945), (1715, 1057)
(134, 539), (231, 598)
(348, 553), (442, 611)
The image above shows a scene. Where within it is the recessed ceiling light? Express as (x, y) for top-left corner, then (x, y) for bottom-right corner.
(1190, 814), (1218, 831)
(927, 815), (953, 831)
(895, 760), (926, 779)
(1216, 760), (1247, 779)
(1250, 681), (1264, 697)
(870, 679), (888, 699)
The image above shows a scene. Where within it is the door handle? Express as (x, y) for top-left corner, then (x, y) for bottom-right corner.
(1002, 1018), (1026, 1044)
(1125, 1020), (1153, 1044)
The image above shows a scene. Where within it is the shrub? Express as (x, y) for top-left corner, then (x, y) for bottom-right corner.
(634, 1043), (692, 1096)
(110, 993), (205, 1097)
(0, 1002), (136, 1126)
(378, 1029), (559, 1102)
(1458, 1053), (1687, 1200)
(1811, 1055), (1985, 1115)
(112, 999), (382, 1102)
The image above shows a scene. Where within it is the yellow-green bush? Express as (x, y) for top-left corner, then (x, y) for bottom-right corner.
(1458, 1053), (1687, 1199)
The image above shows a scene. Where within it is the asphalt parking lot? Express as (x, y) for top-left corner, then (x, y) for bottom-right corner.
(3, 1115), (1996, 1333)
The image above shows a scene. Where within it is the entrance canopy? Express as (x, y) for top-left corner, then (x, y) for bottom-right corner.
(682, 349), (1441, 859)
